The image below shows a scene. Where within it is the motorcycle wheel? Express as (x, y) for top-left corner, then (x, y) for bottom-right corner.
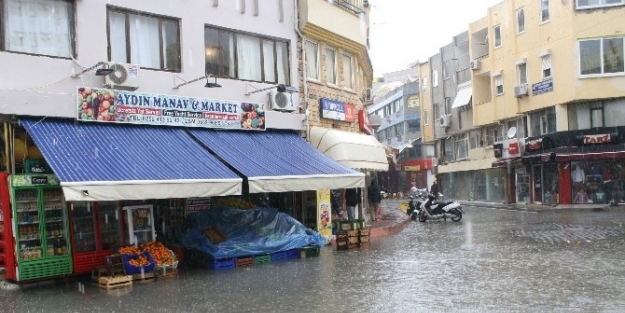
(411, 214), (417, 221)
(451, 209), (462, 222)
(418, 212), (427, 223)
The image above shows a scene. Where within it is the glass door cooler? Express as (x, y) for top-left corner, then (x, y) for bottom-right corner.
(70, 201), (122, 274)
(124, 204), (156, 246)
(10, 174), (72, 282)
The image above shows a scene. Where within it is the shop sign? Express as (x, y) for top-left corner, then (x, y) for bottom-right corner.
(583, 134), (611, 144)
(76, 87), (266, 130)
(187, 197), (211, 213)
(316, 189), (332, 237)
(11, 174), (59, 187)
(359, 110), (375, 135)
(503, 138), (520, 158)
(319, 98), (355, 122)
(532, 78), (553, 96)
(526, 138), (542, 151)
(30, 176), (48, 185)
(404, 165), (421, 171)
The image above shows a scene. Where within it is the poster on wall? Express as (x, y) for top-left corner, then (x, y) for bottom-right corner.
(316, 189), (332, 237)
(76, 87), (266, 130)
(187, 197), (211, 213)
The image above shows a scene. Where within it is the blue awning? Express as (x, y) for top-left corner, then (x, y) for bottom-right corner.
(188, 129), (365, 193)
(21, 118), (242, 201)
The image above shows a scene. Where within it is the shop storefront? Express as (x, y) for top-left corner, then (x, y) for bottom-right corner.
(0, 87), (366, 281)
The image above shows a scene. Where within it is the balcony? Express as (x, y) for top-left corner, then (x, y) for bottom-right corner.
(299, 0), (367, 47)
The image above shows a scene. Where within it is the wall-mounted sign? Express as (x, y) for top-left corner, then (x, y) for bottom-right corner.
(404, 165), (421, 171)
(187, 197), (211, 213)
(526, 138), (543, 151)
(402, 159), (433, 171)
(76, 87), (266, 130)
(583, 134), (611, 144)
(319, 98), (354, 122)
(358, 110), (375, 135)
(532, 78), (553, 96)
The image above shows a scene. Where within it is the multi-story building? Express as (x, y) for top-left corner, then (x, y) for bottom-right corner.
(367, 67), (435, 194)
(468, 0), (625, 205)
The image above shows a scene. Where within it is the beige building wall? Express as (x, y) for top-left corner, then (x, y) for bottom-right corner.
(419, 61), (434, 143)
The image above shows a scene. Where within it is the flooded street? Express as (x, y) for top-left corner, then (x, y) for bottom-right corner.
(3, 207), (625, 312)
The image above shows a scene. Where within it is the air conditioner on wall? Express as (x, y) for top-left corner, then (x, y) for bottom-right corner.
(514, 84), (529, 98)
(268, 89), (298, 112)
(470, 59), (481, 70)
(439, 114), (451, 127)
(103, 62), (140, 90)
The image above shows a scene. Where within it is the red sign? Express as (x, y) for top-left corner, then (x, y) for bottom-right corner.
(508, 142), (519, 155)
(527, 139), (542, 151)
(358, 110), (374, 135)
(401, 159), (433, 171)
(583, 134), (611, 144)
(345, 104), (355, 122)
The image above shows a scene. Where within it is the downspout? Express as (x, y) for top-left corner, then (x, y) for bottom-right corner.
(294, 0), (309, 141)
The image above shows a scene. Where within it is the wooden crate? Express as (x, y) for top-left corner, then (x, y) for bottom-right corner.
(156, 268), (178, 279)
(336, 230), (348, 239)
(359, 235), (370, 243)
(336, 238), (349, 251)
(347, 230), (359, 237)
(359, 228), (371, 237)
(348, 243), (359, 249)
(131, 272), (156, 283)
(97, 275), (132, 289)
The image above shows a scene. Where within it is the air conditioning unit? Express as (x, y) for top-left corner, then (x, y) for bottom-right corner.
(470, 59), (481, 70)
(268, 89), (298, 112)
(514, 84), (528, 97)
(439, 114), (451, 127)
(103, 62), (140, 90)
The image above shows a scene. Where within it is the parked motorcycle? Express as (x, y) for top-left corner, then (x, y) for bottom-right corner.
(406, 188), (428, 221)
(418, 193), (463, 223)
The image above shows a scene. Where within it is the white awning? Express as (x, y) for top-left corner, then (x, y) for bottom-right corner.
(309, 127), (389, 171)
(451, 85), (472, 109)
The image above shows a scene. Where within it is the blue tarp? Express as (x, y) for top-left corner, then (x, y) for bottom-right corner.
(180, 206), (325, 259)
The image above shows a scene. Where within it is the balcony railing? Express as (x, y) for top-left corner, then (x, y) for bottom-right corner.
(333, 0), (366, 15)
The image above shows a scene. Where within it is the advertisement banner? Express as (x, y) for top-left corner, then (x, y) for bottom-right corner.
(320, 98), (355, 122)
(316, 189), (332, 237)
(76, 87), (266, 130)
(187, 197), (211, 213)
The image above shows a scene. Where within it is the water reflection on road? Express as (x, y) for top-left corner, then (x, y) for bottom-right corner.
(3, 207), (625, 312)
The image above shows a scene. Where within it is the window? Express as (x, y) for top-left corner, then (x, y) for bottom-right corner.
(3, 0), (74, 58)
(487, 125), (503, 146)
(433, 103), (440, 120)
(443, 62), (450, 79)
(470, 130), (482, 149)
(424, 109), (429, 125)
(540, 0), (550, 23)
(305, 40), (319, 80)
(590, 107), (604, 128)
(325, 47), (337, 85)
(457, 137), (469, 160)
(577, 0), (625, 9)
(422, 76), (428, 92)
(109, 8), (181, 71)
(579, 37), (624, 76)
(494, 25), (502, 48)
(432, 69), (439, 87)
(530, 107), (556, 136)
(541, 54), (552, 79)
(517, 8), (525, 34)
(342, 53), (354, 89)
(494, 74), (504, 95)
(445, 97), (451, 114)
(205, 26), (289, 83)
(444, 139), (455, 162)
(517, 61), (528, 85)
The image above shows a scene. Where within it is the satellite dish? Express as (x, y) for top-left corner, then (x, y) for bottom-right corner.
(507, 126), (517, 139)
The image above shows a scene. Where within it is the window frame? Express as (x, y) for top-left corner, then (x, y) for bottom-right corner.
(578, 36), (625, 77)
(494, 25), (502, 48)
(541, 54), (552, 80)
(305, 39), (320, 81)
(517, 61), (528, 85)
(325, 46), (337, 85)
(590, 107), (604, 128)
(516, 8), (525, 34)
(494, 74), (504, 96)
(443, 61), (450, 80)
(342, 52), (354, 90)
(432, 69), (439, 87)
(2, 0), (76, 59)
(204, 24), (291, 84)
(576, 0), (625, 10)
(424, 109), (429, 125)
(540, 0), (550, 24)
(456, 137), (469, 160)
(108, 6), (182, 72)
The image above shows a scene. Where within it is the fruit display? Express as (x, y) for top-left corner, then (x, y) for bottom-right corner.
(128, 255), (150, 267)
(240, 102), (265, 130)
(140, 241), (176, 266)
(118, 245), (142, 255)
(77, 87), (116, 121)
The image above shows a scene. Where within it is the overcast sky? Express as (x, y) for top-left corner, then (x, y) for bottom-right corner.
(369, 0), (503, 76)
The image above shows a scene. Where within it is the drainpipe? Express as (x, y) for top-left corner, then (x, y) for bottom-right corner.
(294, 0), (310, 141)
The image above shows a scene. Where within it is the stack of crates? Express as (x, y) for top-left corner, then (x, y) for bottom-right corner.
(347, 230), (359, 249)
(336, 230), (349, 250)
(359, 227), (371, 247)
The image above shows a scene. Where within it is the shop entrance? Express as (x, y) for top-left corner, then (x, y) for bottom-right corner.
(516, 167), (530, 203)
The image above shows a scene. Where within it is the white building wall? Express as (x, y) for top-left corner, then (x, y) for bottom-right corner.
(0, 0), (302, 129)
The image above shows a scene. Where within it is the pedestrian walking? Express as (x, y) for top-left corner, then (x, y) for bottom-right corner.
(430, 180), (439, 199)
(345, 188), (359, 220)
(368, 180), (381, 222)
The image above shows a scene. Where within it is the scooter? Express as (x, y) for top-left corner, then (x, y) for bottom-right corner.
(418, 193), (463, 223)
(406, 188), (428, 221)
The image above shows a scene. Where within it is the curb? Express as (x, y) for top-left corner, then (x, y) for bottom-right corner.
(369, 216), (411, 238)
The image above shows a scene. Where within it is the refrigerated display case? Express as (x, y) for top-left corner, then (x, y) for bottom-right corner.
(10, 174), (72, 281)
(69, 201), (122, 274)
(124, 204), (156, 246)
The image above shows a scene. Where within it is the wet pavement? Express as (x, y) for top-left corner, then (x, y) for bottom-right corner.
(3, 204), (625, 312)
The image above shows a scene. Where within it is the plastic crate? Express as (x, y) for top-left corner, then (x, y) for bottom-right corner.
(236, 256), (254, 267)
(253, 254), (272, 265)
(121, 252), (155, 275)
(286, 249), (300, 259)
(299, 245), (320, 258)
(207, 257), (236, 270)
(271, 251), (289, 262)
